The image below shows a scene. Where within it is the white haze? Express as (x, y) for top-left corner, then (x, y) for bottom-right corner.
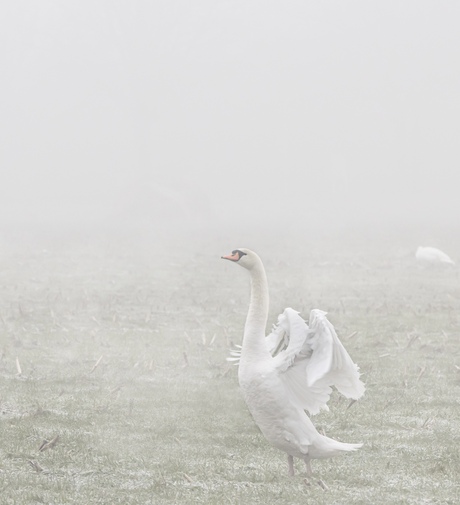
(1, 1), (459, 241)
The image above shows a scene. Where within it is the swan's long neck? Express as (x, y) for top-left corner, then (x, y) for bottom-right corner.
(242, 260), (270, 361)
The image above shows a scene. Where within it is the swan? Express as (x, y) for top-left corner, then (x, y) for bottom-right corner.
(222, 248), (365, 477)
(415, 246), (455, 265)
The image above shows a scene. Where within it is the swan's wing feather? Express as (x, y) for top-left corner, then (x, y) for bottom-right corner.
(226, 345), (242, 365)
(307, 309), (365, 400)
(270, 308), (364, 415)
(266, 308), (308, 364)
(279, 359), (333, 415)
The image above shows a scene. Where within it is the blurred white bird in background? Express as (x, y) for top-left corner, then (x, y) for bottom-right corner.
(222, 248), (364, 478)
(415, 246), (455, 265)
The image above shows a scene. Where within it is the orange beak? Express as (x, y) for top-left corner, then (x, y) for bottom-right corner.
(221, 252), (240, 262)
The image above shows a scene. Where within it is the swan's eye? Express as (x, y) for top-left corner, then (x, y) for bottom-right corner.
(232, 250), (247, 260)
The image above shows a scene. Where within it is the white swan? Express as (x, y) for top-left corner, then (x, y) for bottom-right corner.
(222, 248), (365, 476)
(415, 246), (455, 265)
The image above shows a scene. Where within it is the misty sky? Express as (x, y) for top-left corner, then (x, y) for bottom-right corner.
(1, 1), (459, 234)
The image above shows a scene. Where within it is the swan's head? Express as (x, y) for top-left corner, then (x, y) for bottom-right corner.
(221, 248), (259, 270)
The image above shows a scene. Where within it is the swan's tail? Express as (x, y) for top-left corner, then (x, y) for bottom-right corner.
(310, 435), (363, 460)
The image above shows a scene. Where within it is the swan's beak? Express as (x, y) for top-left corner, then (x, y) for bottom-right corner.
(221, 252), (240, 262)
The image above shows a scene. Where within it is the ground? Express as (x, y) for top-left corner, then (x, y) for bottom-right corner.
(0, 228), (459, 504)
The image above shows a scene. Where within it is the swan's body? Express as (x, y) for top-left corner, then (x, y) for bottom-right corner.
(415, 246), (455, 265)
(222, 248), (364, 476)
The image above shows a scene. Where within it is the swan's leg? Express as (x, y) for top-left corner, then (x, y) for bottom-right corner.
(305, 460), (328, 490)
(288, 455), (295, 476)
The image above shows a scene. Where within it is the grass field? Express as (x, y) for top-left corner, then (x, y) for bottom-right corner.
(0, 228), (459, 504)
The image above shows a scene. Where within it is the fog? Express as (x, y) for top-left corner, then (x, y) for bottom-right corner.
(1, 1), (459, 242)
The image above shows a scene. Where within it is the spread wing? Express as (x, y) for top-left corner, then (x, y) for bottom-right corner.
(270, 308), (365, 415)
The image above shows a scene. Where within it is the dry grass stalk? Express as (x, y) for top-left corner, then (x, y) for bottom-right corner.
(406, 333), (419, 348)
(39, 435), (60, 452)
(416, 366), (426, 381)
(108, 385), (122, 397)
(390, 335), (400, 347)
(89, 355), (103, 374)
(382, 399), (395, 411)
(346, 331), (357, 340)
(317, 479), (329, 490)
(183, 473), (193, 483)
(15, 357), (22, 376)
(346, 399), (357, 410)
(394, 422), (412, 431)
(221, 366), (232, 377)
(421, 417), (433, 429)
(28, 460), (44, 473)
